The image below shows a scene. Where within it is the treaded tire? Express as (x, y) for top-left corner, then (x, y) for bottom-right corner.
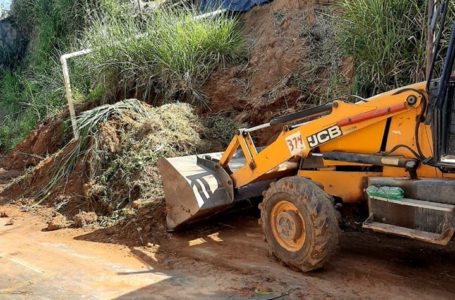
(260, 176), (340, 272)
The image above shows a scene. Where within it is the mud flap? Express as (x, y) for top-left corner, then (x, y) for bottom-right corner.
(363, 196), (455, 245)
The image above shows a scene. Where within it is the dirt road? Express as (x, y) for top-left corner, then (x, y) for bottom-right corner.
(1, 204), (455, 300)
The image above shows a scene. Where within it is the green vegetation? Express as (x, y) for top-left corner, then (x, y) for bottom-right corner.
(204, 115), (240, 148)
(82, 6), (244, 105)
(0, 0), (97, 151)
(37, 99), (151, 202)
(300, 8), (347, 104)
(88, 102), (205, 211)
(338, 0), (455, 97)
(0, 0), (244, 152)
(3, 0), (455, 153)
(338, 0), (426, 96)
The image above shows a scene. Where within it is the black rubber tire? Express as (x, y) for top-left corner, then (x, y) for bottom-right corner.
(260, 176), (340, 272)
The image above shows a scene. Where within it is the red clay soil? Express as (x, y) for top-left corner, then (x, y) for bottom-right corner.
(1, 140), (88, 213)
(204, 0), (354, 144)
(204, 0), (316, 122)
(0, 101), (99, 172)
(0, 118), (64, 170)
(81, 200), (169, 246)
(202, 0), (349, 145)
(0, 120), (129, 219)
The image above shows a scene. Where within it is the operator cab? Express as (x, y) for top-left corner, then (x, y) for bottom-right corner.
(442, 70), (455, 163)
(428, 4), (455, 168)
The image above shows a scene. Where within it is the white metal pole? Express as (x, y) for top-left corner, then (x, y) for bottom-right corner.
(60, 49), (93, 140)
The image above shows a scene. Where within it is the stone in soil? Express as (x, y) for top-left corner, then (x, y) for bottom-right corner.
(74, 211), (98, 228)
(46, 214), (70, 231)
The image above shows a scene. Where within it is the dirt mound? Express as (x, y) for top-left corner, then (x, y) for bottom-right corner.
(76, 200), (168, 246)
(1, 100), (207, 231)
(0, 118), (64, 170)
(203, 0), (349, 145)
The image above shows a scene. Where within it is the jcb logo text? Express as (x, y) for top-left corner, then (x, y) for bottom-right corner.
(307, 126), (342, 148)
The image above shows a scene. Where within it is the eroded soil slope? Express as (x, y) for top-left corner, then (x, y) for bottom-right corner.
(203, 0), (351, 144)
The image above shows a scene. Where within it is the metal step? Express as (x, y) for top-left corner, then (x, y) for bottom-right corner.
(363, 196), (455, 245)
(368, 177), (455, 205)
(370, 196), (455, 211)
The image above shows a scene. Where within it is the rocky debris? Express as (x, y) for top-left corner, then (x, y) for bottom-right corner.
(0, 211), (8, 218)
(73, 211), (98, 228)
(46, 214), (70, 231)
(90, 201), (168, 246)
(5, 218), (14, 226)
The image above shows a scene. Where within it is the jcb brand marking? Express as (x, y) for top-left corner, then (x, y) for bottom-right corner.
(307, 126), (342, 148)
(286, 132), (306, 156)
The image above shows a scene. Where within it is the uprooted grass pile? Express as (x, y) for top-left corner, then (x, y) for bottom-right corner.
(1, 100), (207, 230)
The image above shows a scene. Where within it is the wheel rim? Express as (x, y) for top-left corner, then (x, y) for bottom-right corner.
(270, 200), (306, 252)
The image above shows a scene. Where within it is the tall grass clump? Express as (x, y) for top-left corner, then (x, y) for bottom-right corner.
(82, 6), (245, 105)
(338, 0), (455, 97)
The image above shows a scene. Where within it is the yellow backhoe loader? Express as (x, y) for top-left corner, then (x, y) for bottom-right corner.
(159, 3), (455, 271)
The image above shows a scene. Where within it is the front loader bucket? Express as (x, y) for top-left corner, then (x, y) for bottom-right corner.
(158, 153), (244, 230)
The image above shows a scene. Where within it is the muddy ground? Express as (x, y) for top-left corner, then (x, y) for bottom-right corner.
(2, 198), (455, 299)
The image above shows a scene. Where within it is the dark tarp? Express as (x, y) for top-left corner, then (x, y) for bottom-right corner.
(200, 0), (270, 12)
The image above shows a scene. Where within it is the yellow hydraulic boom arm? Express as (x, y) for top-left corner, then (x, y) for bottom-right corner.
(219, 87), (425, 188)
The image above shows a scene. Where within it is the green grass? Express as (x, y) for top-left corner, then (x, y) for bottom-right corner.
(0, 0), (99, 151)
(0, 71), (34, 150)
(338, 0), (455, 97)
(81, 5), (245, 106)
